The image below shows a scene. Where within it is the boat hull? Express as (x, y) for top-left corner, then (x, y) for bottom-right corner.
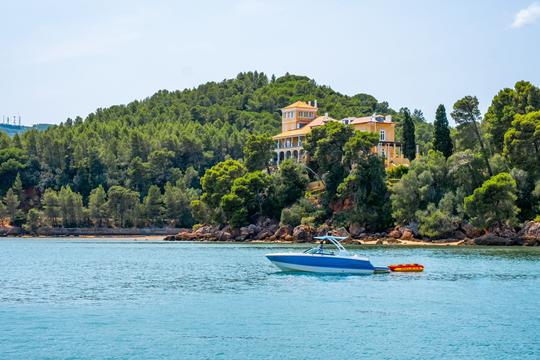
(266, 253), (375, 274)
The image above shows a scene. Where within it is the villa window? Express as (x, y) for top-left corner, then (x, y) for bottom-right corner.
(380, 130), (386, 141)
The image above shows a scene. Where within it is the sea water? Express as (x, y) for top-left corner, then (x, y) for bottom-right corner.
(0, 238), (539, 359)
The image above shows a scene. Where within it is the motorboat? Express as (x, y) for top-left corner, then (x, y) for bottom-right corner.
(265, 235), (389, 274)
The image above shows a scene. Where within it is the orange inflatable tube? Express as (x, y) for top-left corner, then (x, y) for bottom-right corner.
(388, 264), (424, 272)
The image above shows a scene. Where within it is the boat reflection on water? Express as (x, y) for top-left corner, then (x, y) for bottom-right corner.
(266, 235), (389, 274)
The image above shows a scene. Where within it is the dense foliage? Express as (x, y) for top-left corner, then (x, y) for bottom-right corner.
(1, 74), (539, 237)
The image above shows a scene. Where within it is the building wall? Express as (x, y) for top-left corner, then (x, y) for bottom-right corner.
(351, 122), (395, 142)
(281, 108), (316, 131)
(275, 103), (409, 168)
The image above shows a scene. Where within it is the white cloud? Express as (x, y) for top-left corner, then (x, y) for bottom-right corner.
(512, 2), (540, 28)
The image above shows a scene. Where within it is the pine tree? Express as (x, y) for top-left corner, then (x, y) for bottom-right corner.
(42, 189), (60, 227)
(143, 185), (163, 226)
(88, 185), (108, 227)
(451, 96), (493, 176)
(3, 189), (20, 224)
(402, 108), (417, 161)
(433, 104), (453, 158)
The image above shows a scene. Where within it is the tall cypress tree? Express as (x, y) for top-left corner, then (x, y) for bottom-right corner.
(433, 104), (453, 158)
(402, 108), (416, 161)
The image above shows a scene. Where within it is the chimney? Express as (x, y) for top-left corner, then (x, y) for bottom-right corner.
(314, 99), (318, 108)
(385, 115), (392, 122)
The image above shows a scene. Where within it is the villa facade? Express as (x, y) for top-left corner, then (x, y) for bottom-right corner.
(272, 101), (413, 167)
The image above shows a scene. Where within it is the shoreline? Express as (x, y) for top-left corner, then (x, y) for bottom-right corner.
(0, 233), (466, 245)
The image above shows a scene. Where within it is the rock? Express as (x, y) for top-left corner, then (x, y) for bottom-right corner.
(491, 225), (517, 238)
(401, 229), (414, 240)
(519, 221), (540, 239)
(385, 238), (402, 244)
(293, 225), (314, 242)
(376, 239), (384, 245)
(349, 223), (365, 237)
(274, 225), (293, 240)
(283, 235), (294, 242)
(239, 224), (260, 240)
(388, 229), (402, 239)
(451, 230), (466, 240)
(473, 234), (522, 246)
(256, 217), (279, 232)
(400, 223), (419, 237)
(255, 229), (274, 240)
(524, 238), (540, 246)
(460, 222), (482, 238)
(194, 225), (217, 235)
(315, 224), (332, 237)
(216, 231), (231, 241)
(332, 227), (350, 238)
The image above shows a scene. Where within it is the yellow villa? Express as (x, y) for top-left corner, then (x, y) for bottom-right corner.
(272, 100), (413, 167)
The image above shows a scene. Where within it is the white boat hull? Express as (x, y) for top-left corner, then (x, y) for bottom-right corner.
(268, 259), (375, 274)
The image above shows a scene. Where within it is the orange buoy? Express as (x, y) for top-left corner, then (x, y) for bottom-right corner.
(388, 263), (424, 272)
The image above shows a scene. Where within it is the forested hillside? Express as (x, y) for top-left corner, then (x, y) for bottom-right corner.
(0, 72), (397, 229)
(1, 72), (539, 238)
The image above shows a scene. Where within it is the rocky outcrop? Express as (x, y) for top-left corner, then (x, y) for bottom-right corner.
(332, 227), (351, 239)
(518, 221), (540, 246)
(388, 229), (402, 239)
(401, 228), (414, 240)
(348, 223), (365, 237)
(0, 226), (23, 236)
(314, 224), (331, 237)
(473, 234), (522, 246)
(460, 222), (482, 239)
(163, 219), (540, 246)
(292, 225), (314, 242)
(274, 225), (293, 240)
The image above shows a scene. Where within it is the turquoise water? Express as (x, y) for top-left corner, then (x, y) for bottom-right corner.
(1, 239), (539, 359)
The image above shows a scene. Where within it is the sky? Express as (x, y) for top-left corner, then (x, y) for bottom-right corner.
(1, 0), (540, 125)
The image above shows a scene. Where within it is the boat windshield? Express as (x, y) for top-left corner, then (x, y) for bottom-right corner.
(303, 247), (335, 256)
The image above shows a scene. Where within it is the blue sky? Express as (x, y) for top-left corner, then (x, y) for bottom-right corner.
(1, 0), (539, 125)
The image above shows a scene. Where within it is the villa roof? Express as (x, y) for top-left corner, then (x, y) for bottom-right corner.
(350, 116), (373, 124)
(272, 127), (311, 140)
(272, 115), (337, 140)
(350, 115), (394, 125)
(307, 115), (336, 127)
(282, 101), (317, 110)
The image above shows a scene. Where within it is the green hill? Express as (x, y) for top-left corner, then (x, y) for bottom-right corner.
(0, 72), (392, 197)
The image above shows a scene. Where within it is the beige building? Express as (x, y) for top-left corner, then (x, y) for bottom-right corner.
(273, 101), (412, 167)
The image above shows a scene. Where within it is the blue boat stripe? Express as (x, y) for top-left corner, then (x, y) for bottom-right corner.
(266, 255), (374, 270)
